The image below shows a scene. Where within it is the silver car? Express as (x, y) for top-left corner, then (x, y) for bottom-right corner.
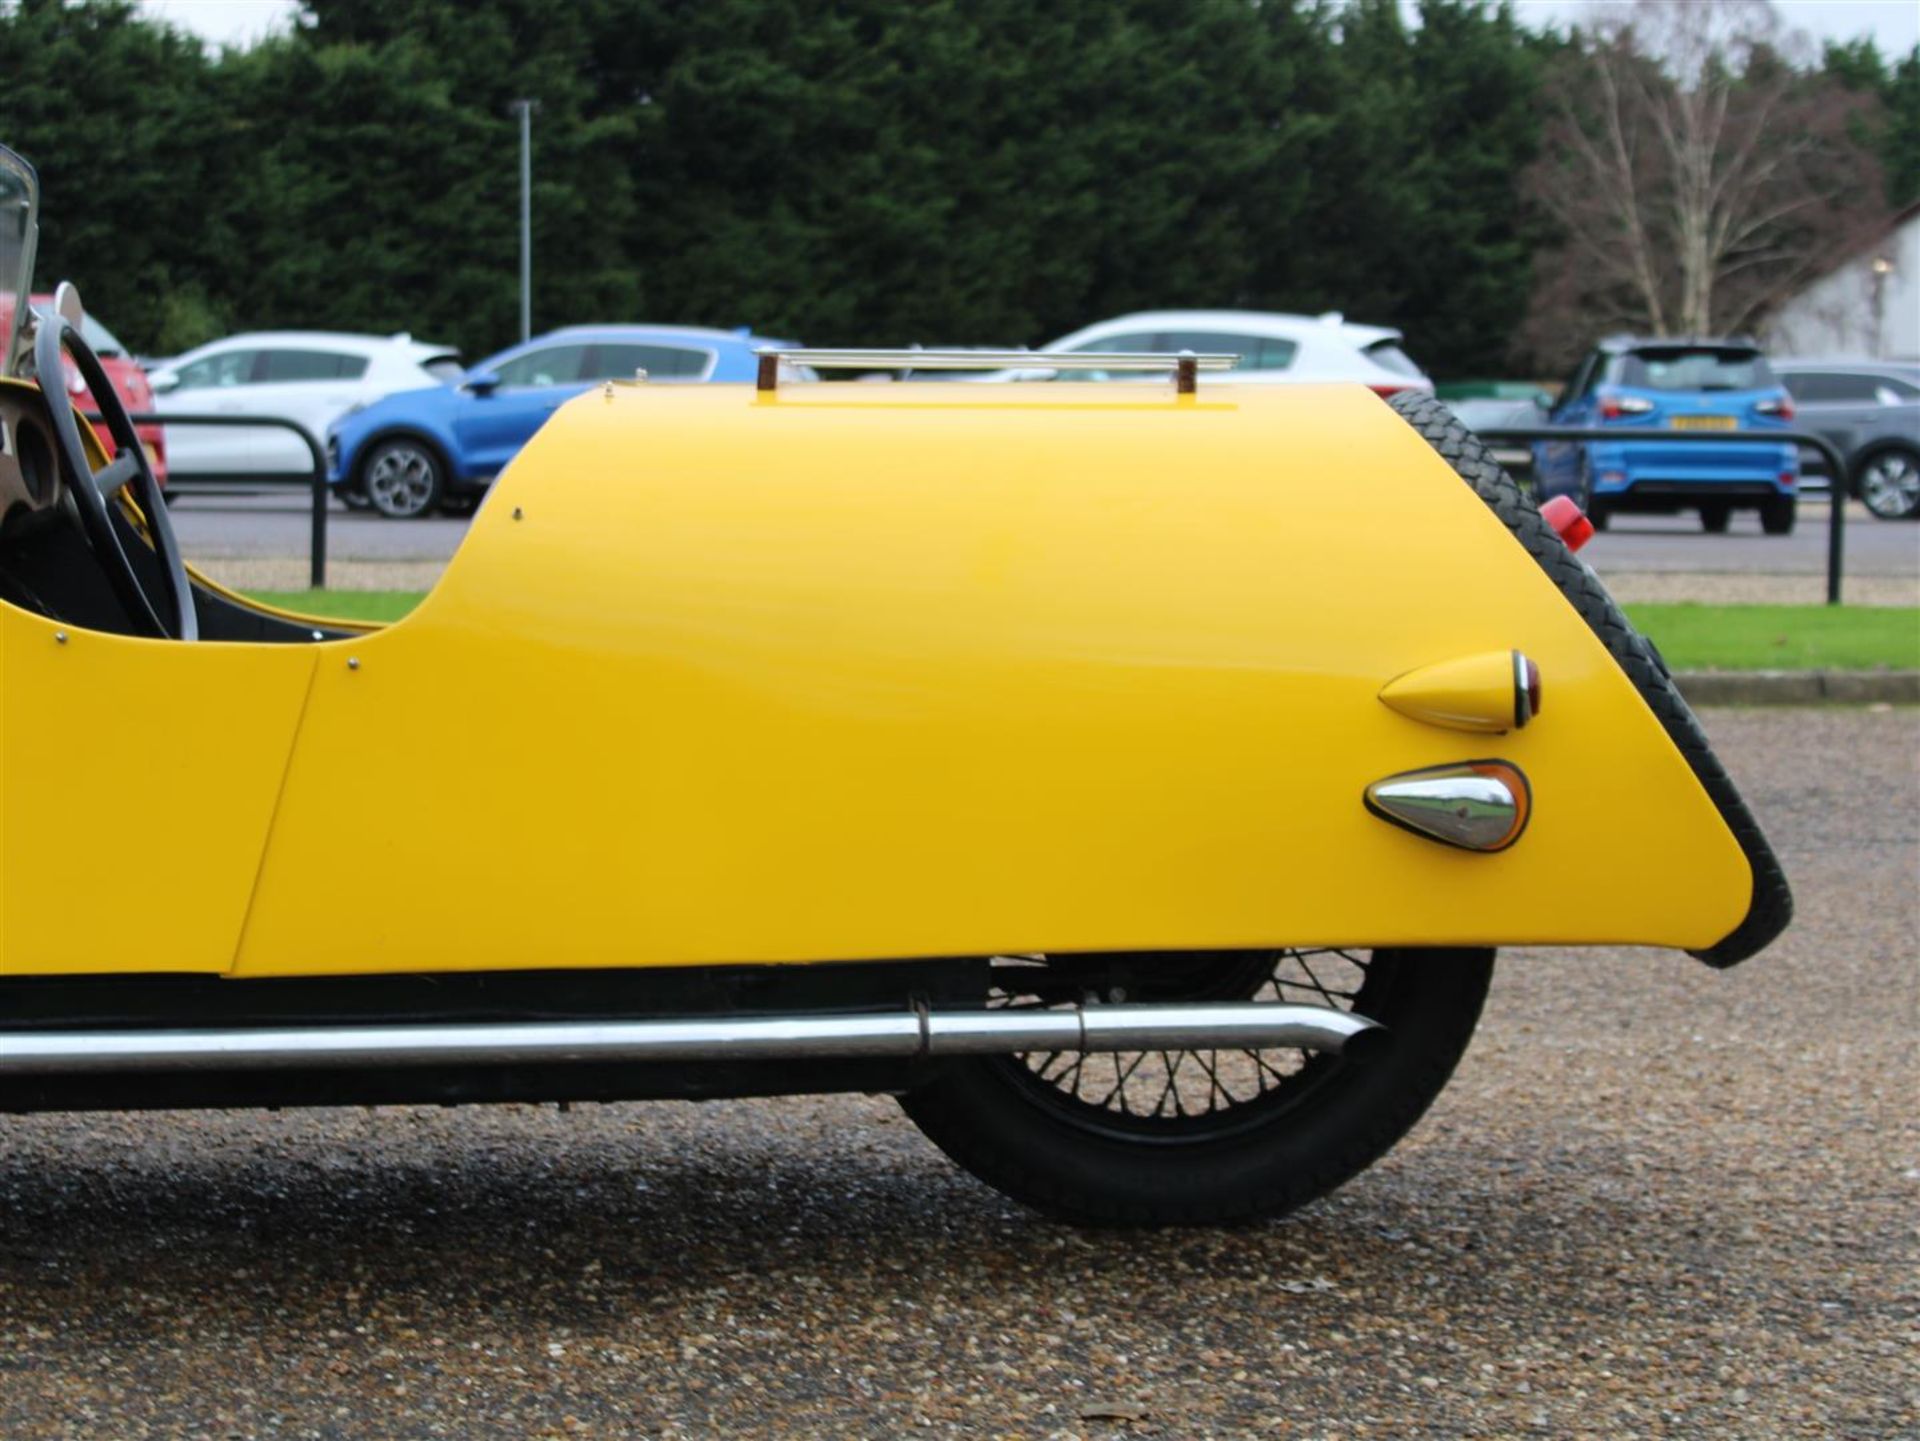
(1775, 360), (1920, 520)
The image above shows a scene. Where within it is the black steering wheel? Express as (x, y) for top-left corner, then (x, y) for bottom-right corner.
(34, 308), (196, 640)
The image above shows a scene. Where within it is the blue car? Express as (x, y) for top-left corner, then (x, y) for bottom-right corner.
(327, 325), (800, 517)
(1533, 337), (1799, 534)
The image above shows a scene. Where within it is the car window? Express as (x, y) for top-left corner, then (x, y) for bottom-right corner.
(1875, 375), (1919, 402)
(422, 354), (465, 384)
(1062, 332), (1162, 354)
(1362, 339), (1423, 378)
(1782, 372), (1878, 403)
(258, 349), (371, 382)
(1618, 348), (1773, 392)
(1156, 331), (1298, 372)
(587, 343), (713, 382)
(492, 344), (592, 388)
(173, 349), (259, 390)
(79, 314), (127, 358)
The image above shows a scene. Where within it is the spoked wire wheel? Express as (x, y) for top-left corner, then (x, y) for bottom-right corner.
(899, 947), (1493, 1224)
(985, 949), (1376, 1142)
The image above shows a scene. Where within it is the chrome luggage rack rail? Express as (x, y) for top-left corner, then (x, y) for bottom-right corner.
(753, 347), (1239, 394)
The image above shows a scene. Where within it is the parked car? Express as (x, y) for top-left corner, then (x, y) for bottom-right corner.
(0, 292), (167, 484)
(1, 143), (1791, 1226)
(149, 331), (463, 481)
(1440, 383), (1555, 481)
(327, 325), (800, 518)
(976, 309), (1433, 393)
(1533, 337), (1798, 533)
(1773, 359), (1920, 520)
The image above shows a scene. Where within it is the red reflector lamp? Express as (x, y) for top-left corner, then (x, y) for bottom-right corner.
(1538, 495), (1595, 552)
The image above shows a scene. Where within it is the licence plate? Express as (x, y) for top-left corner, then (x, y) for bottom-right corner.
(1671, 415), (1736, 431)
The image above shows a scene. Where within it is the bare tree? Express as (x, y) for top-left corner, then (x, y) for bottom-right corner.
(1518, 0), (1888, 368)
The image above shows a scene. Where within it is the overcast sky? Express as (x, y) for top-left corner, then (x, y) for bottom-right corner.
(143, 0), (1920, 55)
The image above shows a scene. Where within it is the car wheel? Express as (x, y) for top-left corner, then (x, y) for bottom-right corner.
(1577, 465), (1611, 530)
(362, 438), (445, 519)
(899, 948), (1493, 1226)
(1760, 496), (1796, 536)
(1699, 502), (1731, 533)
(1856, 447), (1920, 520)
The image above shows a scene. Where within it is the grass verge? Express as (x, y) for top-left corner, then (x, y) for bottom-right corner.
(1622, 603), (1920, 672)
(248, 589), (423, 623)
(249, 590), (1918, 673)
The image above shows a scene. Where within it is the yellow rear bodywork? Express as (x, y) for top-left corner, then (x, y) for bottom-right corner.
(1, 383), (1754, 978)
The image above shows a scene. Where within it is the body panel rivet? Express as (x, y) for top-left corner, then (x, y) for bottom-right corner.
(347, 657), (360, 671)
(512, 506), (523, 520)
(53, 630), (66, 644)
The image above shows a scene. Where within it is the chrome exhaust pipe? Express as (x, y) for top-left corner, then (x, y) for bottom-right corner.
(0, 1002), (1380, 1076)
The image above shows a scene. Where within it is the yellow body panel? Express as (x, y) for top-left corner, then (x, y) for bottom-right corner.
(0, 609), (316, 972)
(3, 383), (1753, 978)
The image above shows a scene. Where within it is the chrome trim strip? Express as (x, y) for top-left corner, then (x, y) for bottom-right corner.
(756, 348), (1239, 373)
(753, 348), (1239, 393)
(0, 1003), (1378, 1076)
(1513, 649), (1533, 728)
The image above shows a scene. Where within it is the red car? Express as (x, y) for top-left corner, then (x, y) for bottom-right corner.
(0, 294), (166, 483)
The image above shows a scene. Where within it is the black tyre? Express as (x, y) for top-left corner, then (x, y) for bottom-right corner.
(1577, 460), (1611, 530)
(900, 948), (1493, 1225)
(1759, 496), (1796, 535)
(1855, 446), (1920, 520)
(361, 437), (445, 519)
(1699, 502), (1731, 533)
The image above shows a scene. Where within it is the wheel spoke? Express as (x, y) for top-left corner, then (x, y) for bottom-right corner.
(1002, 948), (1376, 1131)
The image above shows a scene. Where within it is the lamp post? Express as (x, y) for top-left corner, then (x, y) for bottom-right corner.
(509, 99), (538, 343)
(1869, 254), (1893, 360)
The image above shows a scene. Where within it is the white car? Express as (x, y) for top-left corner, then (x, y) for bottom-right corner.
(149, 332), (462, 477)
(981, 309), (1432, 392)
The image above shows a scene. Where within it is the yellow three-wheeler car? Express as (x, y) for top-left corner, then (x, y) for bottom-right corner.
(0, 147), (1787, 1223)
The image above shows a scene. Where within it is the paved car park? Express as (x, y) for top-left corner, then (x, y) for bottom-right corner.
(2, 707), (1912, 1438)
(166, 489), (1920, 605)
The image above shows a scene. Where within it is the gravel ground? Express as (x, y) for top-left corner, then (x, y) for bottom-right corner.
(1602, 571), (1919, 607)
(2, 708), (1915, 1439)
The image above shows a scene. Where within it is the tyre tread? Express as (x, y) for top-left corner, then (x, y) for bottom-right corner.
(1384, 390), (1790, 966)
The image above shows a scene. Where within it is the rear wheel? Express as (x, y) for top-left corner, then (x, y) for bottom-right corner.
(1577, 460), (1611, 530)
(1856, 447), (1920, 520)
(900, 948), (1493, 1225)
(1699, 502), (1731, 533)
(1760, 496), (1796, 535)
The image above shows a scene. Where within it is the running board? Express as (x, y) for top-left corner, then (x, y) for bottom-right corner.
(0, 1002), (1381, 1076)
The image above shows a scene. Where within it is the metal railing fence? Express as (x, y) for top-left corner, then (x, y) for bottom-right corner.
(92, 411), (329, 588)
(1477, 425), (1851, 605)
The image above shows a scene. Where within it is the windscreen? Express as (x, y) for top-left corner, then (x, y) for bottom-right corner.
(1620, 348), (1773, 392)
(0, 146), (39, 373)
